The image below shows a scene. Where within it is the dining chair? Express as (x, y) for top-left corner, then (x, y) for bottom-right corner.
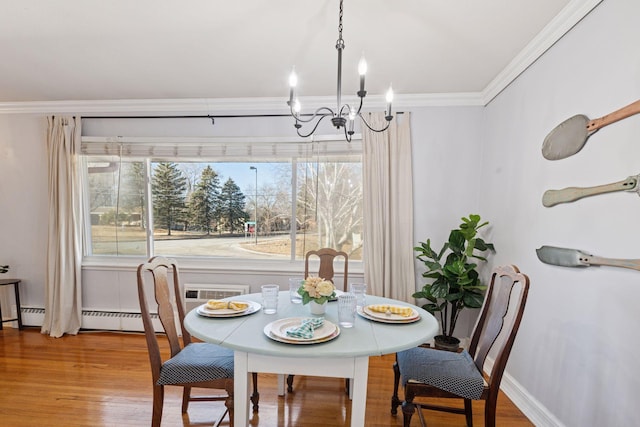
(304, 247), (349, 291)
(137, 256), (259, 427)
(390, 264), (529, 427)
(287, 247), (350, 393)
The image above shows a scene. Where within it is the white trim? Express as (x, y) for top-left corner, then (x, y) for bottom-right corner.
(81, 134), (361, 145)
(485, 356), (565, 427)
(0, 93), (485, 115)
(481, 0), (603, 105)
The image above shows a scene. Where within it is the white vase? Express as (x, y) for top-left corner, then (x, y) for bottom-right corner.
(309, 300), (327, 315)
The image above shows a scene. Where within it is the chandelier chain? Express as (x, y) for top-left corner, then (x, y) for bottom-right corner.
(337, 0), (344, 42)
(336, 0), (344, 49)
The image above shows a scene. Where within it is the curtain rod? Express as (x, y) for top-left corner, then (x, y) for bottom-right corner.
(80, 112), (404, 120)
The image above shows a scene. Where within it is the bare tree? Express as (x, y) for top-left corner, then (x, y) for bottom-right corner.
(296, 160), (362, 254)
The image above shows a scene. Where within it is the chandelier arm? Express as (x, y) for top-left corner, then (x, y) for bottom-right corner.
(296, 114), (330, 138)
(355, 96), (365, 116)
(343, 125), (353, 143)
(359, 113), (391, 133)
(290, 106), (335, 124)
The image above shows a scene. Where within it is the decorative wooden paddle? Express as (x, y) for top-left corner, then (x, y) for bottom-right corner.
(542, 100), (640, 160)
(536, 246), (640, 271)
(542, 174), (639, 207)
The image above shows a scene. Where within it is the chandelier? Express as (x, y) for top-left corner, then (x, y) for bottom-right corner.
(287, 0), (394, 142)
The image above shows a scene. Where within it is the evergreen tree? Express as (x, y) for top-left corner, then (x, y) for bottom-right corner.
(151, 162), (187, 236)
(120, 162), (146, 228)
(188, 166), (221, 234)
(219, 178), (249, 234)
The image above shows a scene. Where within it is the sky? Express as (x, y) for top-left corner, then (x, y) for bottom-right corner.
(200, 162), (286, 193)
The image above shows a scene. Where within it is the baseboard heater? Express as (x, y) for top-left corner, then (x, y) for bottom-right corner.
(19, 284), (250, 332)
(21, 307), (161, 332)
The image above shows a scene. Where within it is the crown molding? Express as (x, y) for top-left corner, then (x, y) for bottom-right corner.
(0, 92), (486, 115)
(0, 0), (602, 115)
(481, 0), (603, 105)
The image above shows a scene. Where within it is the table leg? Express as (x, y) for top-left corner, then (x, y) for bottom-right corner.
(13, 282), (22, 329)
(277, 374), (286, 396)
(234, 351), (250, 427)
(350, 356), (370, 427)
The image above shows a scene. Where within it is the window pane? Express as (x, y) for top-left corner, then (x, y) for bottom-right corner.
(151, 161), (295, 259)
(295, 157), (363, 261)
(87, 158), (147, 256)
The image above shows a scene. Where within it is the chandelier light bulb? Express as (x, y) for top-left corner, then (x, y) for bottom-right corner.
(288, 69), (298, 105)
(289, 69), (298, 87)
(349, 107), (356, 121)
(293, 99), (301, 114)
(358, 55), (367, 94)
(386, 86), (394, 103)
(386, 85), (394, 118)
(358, 55), (367, 76)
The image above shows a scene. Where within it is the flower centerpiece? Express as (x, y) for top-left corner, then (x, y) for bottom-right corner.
(298, 276), (336, 314)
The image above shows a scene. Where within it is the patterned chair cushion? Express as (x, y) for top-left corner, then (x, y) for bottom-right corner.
(157, 342), (234, 385)
(396, 347), (485, 400)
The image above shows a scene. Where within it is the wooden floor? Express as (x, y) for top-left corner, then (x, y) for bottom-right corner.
(0, 327), (532, 426)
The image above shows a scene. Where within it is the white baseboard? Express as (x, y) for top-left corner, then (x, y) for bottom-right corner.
(485, 357), (565, 427)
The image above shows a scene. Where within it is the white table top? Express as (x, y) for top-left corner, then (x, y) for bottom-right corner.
(184, 291), (438, 358)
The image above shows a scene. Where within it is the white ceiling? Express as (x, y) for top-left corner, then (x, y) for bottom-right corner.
(0, 0), (599, 108)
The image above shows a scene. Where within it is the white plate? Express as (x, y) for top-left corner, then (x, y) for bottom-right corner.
(358, 306), (421, 324)
(196, 300), (261, 318)
(265, 317), (337, 342)
(265, 328), (340, 345)
(264, 322), (340, 345)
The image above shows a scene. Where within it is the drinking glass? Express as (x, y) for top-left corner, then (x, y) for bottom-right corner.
(350, 283), (367, 308)
(337, 293), (357, 328)
(289, 278), (303, 304)
(261, 284), (279, 314)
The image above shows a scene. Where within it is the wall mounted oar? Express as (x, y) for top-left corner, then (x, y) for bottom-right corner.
(536, 245), (640, 271)
(542, 174), (639, 207)
(542, 99), (640, 160)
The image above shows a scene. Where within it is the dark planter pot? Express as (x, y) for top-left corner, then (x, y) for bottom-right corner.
(433, 334), (460, 352)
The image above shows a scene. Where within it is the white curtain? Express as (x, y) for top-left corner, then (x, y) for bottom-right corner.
(362, 112), (415, 301)
(41, 116), (83, 338)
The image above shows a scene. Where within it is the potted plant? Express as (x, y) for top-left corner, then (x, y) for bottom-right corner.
(297, 276), (336, 315)
(413, 214), (495, 351)
(0, 265), (8, 274)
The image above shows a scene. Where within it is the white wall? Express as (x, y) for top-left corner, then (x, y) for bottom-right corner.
(480, 0), (640, 426)
(0, 115), (49, 311)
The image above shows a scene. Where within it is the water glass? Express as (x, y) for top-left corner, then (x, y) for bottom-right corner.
(261, 284), (279, 314)
(289, 278), (303, 304)
(337, 293), (357, 328)
(350, 283), (367, 308)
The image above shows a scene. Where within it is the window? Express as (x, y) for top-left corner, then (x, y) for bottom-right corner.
(81, 136), (363, 262)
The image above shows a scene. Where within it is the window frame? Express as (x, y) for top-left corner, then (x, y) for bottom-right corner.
(79, 135), (364, 273)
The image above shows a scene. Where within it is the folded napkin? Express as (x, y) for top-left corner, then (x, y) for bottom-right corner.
(205, 299), (249, 311)
(367, 304), (414, 317)
(285, 317), (325, 339)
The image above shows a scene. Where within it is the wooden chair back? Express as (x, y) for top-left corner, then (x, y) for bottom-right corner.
(469, 264), (530, 402)
(304, 248), (349, 291)
(137, 256), (190, 383)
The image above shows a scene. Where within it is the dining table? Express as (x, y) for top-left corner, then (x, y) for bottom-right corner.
(183, 291), (438, 427)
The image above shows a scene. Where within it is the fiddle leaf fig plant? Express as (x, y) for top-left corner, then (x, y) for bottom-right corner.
(413, 214), (495, 339)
